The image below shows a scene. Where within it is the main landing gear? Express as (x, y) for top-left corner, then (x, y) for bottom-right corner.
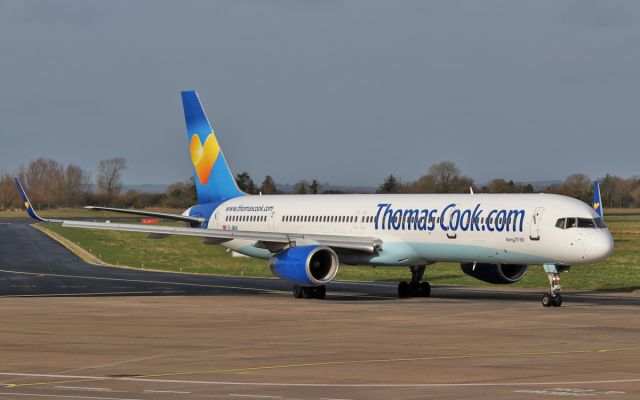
(398, 266), (431, 298)
(293, 285), (326, 299)
(541, 264), (566, 307)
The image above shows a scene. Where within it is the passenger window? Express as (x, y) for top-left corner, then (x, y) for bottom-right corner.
(566, 218), (577, 229)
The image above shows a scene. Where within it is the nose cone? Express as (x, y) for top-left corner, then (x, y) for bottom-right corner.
(584, 230), (614, 262)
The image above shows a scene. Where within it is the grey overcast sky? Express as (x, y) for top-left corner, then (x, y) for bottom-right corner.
(0, 0), (639, 186)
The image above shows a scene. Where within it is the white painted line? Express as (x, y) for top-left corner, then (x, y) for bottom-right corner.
(55, 386), (113, 391)
(0, 373), (104, 379)
(321, 398), (354, 400)
(1, 372), (639, 388)
(143, 390), (191, 394)
(0, 392), (141, 400)
(0, 291), (159, 298)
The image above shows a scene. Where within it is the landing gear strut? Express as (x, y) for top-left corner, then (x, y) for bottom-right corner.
(542, 264), (566, 307)
(398, 266), (431, 298)
(293, 285), (326, 299)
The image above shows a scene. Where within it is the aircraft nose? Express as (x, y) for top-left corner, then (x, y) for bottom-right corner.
(584, 230), (614, 262)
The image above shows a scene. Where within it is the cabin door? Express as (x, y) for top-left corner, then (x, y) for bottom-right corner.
(529, 207), (544, 241)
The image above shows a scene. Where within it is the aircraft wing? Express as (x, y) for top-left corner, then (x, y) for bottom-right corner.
(84, 206), (205, 225)
(61, 220), (383, 253)
(15, 178), (382, 253)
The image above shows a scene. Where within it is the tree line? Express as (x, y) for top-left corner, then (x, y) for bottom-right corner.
(374, 161), (640, 208)
(1, 158), (638, 210)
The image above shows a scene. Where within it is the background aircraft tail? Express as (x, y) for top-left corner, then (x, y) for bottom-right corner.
(181, 90), (245, 204)
(593, 181), (603, 217)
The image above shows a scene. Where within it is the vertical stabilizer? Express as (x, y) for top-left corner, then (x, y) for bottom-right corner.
(593, 181), (603, 217)
(181, 91), (245, 204)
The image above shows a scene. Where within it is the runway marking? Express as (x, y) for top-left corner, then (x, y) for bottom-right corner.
(143, 389), (191, 394)
(3, 346), (640, 389)
(0, 291), (165, 298)
(0, 392), (141, 400)
(0, 268), (389, 300)
(0, 268), (287, 295)
(321, 398), (354, 400)
(55, 386), (113, 391)
(514, 388), (626, 397)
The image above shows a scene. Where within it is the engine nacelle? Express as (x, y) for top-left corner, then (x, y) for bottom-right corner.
(269, 245), (339, 286)
(461, 263), (528, 284)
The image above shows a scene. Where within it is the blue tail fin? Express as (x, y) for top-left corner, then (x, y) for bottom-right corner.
(181, 91), (245, 204)
(15, 178), (48, 222)
(593, 181), (603, 217)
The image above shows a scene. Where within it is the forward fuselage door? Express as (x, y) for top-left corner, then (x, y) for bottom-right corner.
(529, 207), (545, 241)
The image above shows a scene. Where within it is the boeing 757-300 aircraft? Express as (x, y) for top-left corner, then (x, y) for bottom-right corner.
(16, 91), (614, 307)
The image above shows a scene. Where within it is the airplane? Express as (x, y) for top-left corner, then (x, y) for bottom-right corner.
(15, 90), (614, 307)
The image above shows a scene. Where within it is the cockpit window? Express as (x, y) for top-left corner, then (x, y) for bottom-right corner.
(556, 217), (607, 230)
(594, 217), (607, 229)
(577, 218), (595, 228)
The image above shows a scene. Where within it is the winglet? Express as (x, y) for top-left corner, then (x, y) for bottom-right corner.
(593, 181), (603, 217)
(14, 177), (48, 222)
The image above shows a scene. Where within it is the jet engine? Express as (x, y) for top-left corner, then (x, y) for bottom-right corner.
(269, 245), (339, 286)
(461, 263), (528, 284)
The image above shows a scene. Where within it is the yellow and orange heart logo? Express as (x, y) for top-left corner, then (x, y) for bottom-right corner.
(190, 132), (220, 185)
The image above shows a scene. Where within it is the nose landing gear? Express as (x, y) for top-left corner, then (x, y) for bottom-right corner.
(398, 266), (431, 298)
(542, 264), (568, 307)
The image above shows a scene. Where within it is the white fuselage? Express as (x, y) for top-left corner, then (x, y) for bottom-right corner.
(194, 193), (613, 268)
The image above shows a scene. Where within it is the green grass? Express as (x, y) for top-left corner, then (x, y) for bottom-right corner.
(40, 213), (640, 291)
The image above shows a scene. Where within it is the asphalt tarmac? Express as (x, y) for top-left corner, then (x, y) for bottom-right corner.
(0, 219), (639, 399)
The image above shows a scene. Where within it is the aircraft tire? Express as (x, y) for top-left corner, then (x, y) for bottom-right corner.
(552, 294), (563, 307)
(398, 281), (411, 298)
(542, 294), (553, 307)
(419, 282), (431, 297)
(293, 285), (304, 298)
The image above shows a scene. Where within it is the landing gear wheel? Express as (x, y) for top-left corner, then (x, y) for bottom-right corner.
(398, 281), (411, 298)
(418, 282), (431, 297)
(552, 294), (563, 307)
(314, 285), (326, 299)
(302, 287), (316, 299)
(293, 285), (304, 298)
(542, 264), (567, 307)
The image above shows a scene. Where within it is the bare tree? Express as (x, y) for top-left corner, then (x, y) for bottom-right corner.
(25, 158), (64, 207)
(62, 164), (91, 206)
(259, 175), (278, 194)
(293, 180), (309, 194)
(0, 171), (20, 210)
(97, 157), (127, 202)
